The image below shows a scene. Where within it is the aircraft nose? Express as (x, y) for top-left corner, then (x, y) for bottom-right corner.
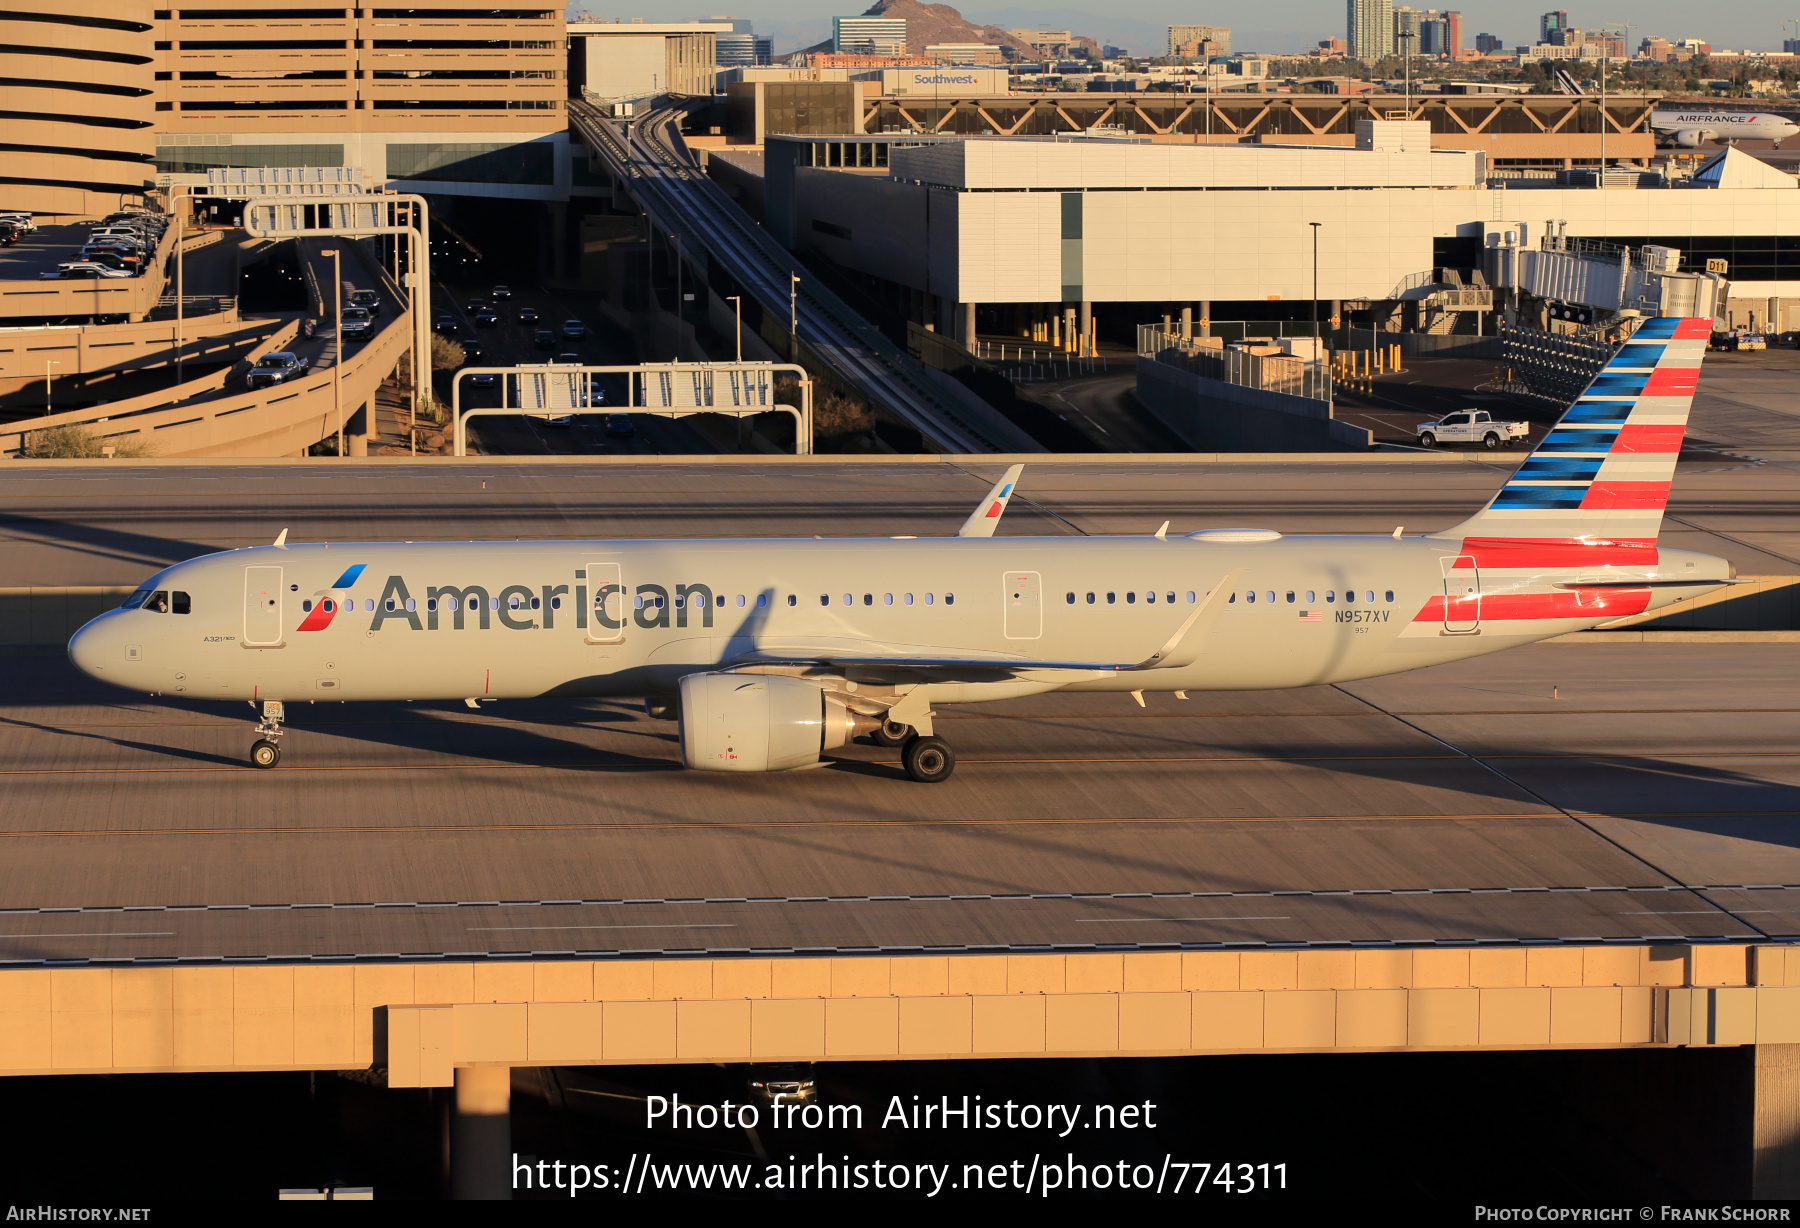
(67, 614), (117, 681)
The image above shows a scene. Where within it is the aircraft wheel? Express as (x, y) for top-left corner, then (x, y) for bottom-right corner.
(902, 735), (955, 784)
(250, 739), (281, 769)
(872, 720), (912, 747)
(1419, 433), (1436, 448)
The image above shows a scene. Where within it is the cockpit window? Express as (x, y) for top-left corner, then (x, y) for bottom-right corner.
(120, 586), (152, 610)
(144, 590), (169, 613)
(172, 591), (190, 615)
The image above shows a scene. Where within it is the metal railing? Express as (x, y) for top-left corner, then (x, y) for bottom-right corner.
(1136, 326), (1333, 405)
(1497, 324), (1616, 407)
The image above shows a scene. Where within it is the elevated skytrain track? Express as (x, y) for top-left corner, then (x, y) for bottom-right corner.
(568, 98), (1041, 454)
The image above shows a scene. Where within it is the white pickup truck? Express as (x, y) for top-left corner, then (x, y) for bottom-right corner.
(1416, 410), (1530, 449)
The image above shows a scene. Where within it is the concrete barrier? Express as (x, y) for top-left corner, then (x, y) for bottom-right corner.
(1135, 356), (1372, 451)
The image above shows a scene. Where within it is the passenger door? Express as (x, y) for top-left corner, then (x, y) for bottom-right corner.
(1441, 412), (1471, 442)
(1003, 570), (1042, 640)
(243, 566), (283, 646)
(1439, 555), (1481, 634)
(585, 559), (625, 644)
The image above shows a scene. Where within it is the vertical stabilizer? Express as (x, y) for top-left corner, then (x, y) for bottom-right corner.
(1430, 316), (1709, 561)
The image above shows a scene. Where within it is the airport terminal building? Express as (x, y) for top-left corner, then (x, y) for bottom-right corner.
(767, 122), (1800, 340)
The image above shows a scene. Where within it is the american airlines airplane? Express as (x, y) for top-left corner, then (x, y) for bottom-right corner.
(1651, 108), (1799, 147)
(67, 317), (1731, 783)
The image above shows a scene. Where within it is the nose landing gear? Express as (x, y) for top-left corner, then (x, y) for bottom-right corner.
(249, 700), (284, 768)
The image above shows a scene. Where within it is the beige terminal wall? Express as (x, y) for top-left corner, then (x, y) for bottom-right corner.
(5, 945), (1799, 1082)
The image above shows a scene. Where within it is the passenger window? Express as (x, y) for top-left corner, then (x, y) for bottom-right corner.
(945, 593), (954, 605)
(1167, 592), (1175, 604)
(365, 599), (374, 612)
(1306, 590), (1315, 603)
(1106, 592), (1116, 604)
(1385, 590), (1394, 603)
(1345, 591), (1355, 604)
(925, 593), (935, 605)
(655, 596), (664, 609)
(1365, 590), (1374, 603)
(302, 599), (313, 612)
(1126, 591), (1136, 604)
(1245, 591), (1255, 604)
(1066, 592), (1075, 604)
(548, 597), (558, 610)
(883, 593), (892, 605)
(1228, 593), (1236, 603)
(385, 599), (395, 612)
(1185, 591), (1195, 603)
(1265, 591), (1275, 604)
(172, 591), (191, 615)
(426, 599), (437, 612)
(819, 594), (828, 606)
(904, 593), (913, 605)
(843, 594), (852, 606)
(786, 594), (796, 606)
(531, 597), (540, 610)
(1325, 591), (1335, 603)
(509, 595), (523, 609)
(674, 595), (685, 609)
(1086, 592), (1095, 604)
(1146, 591), (1155, 603)
(863, 594), (872, 606)
(1285, 591), (1294, 604)
(636, 596), (646, 609)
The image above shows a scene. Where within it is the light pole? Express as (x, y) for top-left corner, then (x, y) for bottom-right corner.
(789, 273), (800, 358)
(45, 359), (59, 415)
(727, 294), (742, 361)
(321, 247), (343, 457)
(174, 204), (184, 387)
(1309, 222), (1322, 346)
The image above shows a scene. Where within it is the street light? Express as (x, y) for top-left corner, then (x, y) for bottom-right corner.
(44, 359), (59, 415)
(1309, 222), (1322, 346)
(727, 294), (742, 362)
(320, 247), (343, 457)
(789, 273), (801, 359)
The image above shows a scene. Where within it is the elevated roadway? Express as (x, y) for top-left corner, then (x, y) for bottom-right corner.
(569, 98), (1040, 455)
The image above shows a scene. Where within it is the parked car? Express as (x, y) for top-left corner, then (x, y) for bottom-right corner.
(474, 308), (499, 327)
(533, 328), (557, 350)
(434, 315), (459, 335)
(490, 284), (513, 300)
(605, 413), (635, 438)
(0, 212), (38, 234)
(41, 262), (133, 279)
(517, 306), (539, 325)
(1416, 410), (1529, 450)
(562, 319), (585, 339)
(246, 352), (310, 389)
(340, 306), (373, 341)
(349, 288), (381, 317)
(0, 223), (20, 246)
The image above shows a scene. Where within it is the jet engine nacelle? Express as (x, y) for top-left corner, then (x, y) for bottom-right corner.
(678, 672), (877, 772)
(1674, 128), (1708, 148)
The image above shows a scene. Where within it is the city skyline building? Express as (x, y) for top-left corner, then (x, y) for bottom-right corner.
(833, 15), (907, 56)
(1167, 25), (1231, 57)
(1347, 0), (1396, 58)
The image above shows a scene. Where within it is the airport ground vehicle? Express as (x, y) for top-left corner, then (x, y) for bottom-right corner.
(1416, 410), (1529, 449)
(245, 352), (310, 389)
(69, 318), (1731, 783)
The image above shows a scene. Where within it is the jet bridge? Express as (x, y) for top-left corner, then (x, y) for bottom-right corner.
(1486, 225), (1727, 323)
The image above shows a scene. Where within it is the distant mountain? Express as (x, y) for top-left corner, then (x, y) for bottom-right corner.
(790, 0), (1099, 58)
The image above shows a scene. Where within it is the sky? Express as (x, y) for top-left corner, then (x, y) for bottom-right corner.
(569, 2), (1795, 56)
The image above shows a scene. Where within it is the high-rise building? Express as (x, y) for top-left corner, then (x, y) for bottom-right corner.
(1347, 0), (1395, 58)
(833, 15), (907, 56)
(1167, 25), (1231, 56)
(1443, 11), (1462, 58)
(1541, 11), (1570, 44)
(1418, 16), (1446, 55)
(1475, 32), (1503, 54)
(1787, 37), (1800, 54)
(1393, 5), (1422, 55)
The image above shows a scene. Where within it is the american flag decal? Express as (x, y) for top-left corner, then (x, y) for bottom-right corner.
(1300, 610), (1322, 623)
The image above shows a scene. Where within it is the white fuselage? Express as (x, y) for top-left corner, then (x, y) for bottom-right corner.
(66, 534), (1731, 706)
(1650, 109), (1799, 146)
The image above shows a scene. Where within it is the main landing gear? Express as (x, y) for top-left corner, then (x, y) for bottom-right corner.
(871, 719), (912, 747)
(901, 734), (955, 784)
(249, 700), (284, 769)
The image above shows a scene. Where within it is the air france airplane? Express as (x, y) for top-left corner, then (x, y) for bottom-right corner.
(67, 317), (1732, 783)
(1651, 108), (1799, 147)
